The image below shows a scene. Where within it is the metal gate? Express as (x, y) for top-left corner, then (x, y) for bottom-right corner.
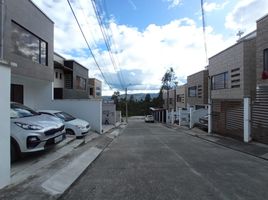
(252, 86), (268, 144)
(212, 100), (243, 139)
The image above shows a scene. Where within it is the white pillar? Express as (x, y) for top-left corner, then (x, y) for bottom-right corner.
(166, 110), (168, 124)
(208, 99), (212, 134)
(171, 109), (174, 124)
(179, 108), (182, 126)
(0, 61), (11, 189)
(189, 107), (194, 129)
(244, 97), (251, 143)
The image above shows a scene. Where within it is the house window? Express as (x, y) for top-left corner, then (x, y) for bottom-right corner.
(177, 95), (182, 102)
(11, 21), (48, 65)
(59, 73), (62, 80)
(188, 86), (197, 97)
(263, 49), (268, 79)
(212, 72), (228, 90)
(96, 86), (101, 96)
(55, 72), (58, 79)
(76, 76), (86, 90)
(264, 49), (268, 71)
(169, 98), (173, 104)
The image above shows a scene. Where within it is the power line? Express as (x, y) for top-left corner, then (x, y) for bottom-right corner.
(66, 0), (112, 89)
(201, 0), (208, 64)
(77, 0), (118, 86)
(91, 0), (125, 90)
(100, 0), (127, 87)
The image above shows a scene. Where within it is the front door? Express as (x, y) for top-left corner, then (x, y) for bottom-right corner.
(11, 84), (23, 104)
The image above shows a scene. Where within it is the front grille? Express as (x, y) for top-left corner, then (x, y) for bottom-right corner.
(44, 125), (64, 136)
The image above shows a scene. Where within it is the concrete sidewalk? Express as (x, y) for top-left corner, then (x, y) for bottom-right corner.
(0, 124), (126, 200)
(166, 124), (268, 161)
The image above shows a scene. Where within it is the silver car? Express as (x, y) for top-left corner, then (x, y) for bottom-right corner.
(145, 115), (154, 123)
(38, 110), (91, 138)
(11, 103), (65, 162)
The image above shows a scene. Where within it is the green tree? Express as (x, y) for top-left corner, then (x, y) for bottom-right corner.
(145, 93), (151, 102)
(161, 67), (177, 90)
(161, 67), (177, 111)
(111, 91), (120, 109)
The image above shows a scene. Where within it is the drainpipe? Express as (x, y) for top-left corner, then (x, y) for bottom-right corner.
(0, 0), (4, 59)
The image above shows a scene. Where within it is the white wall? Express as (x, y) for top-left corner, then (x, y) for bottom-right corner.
(116, 111), (121, 123)
(11, 75), (53, 109)
(11, 76), (102, 133)
(0, 62), (11, 189)
(45, 100), (102, 133)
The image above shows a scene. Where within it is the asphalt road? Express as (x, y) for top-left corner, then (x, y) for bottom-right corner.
(61, 117), (268, 200)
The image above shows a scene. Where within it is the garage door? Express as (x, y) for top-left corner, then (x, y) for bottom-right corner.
(252, 86), (268, 144)
(212, 100), (243, 140)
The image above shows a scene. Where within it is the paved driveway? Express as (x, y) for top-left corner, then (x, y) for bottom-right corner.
(61, 118), (268, 200)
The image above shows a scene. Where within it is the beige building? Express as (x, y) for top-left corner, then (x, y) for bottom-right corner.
(88, 78), (102, 99)
(208, 32), (256, 140)
(187, 70), (208, 109)
(175, 84), (187, 109)
(251, 14), (268, 144)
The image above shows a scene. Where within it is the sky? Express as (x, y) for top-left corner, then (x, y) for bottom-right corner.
(32, 0), (268, 96)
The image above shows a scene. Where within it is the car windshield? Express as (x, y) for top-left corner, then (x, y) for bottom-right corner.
(11, 103), (39, 119)
(55, 112), (75, 122)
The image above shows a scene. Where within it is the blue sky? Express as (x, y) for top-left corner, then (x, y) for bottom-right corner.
(32, 0), (268, 95)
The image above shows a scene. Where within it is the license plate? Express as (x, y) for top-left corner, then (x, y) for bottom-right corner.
(54, 135), (63, 143)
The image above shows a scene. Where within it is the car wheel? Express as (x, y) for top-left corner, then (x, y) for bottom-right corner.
(66, 129), (75, 135)
(11, 141), (20, 163)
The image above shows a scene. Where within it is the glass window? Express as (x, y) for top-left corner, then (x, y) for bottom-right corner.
(188, 86), (197, 97)
(11, 21), (48, 65)
(76, 76), (86, 90)
(177, 95), (182, 102)
(11, 103), (39, 119)
(264, 49), (268, 71)
(212, 72), (228, 90)
(55, 112), (75, 122)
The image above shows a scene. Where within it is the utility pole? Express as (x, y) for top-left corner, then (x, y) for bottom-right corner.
(125, 87), (128, 123)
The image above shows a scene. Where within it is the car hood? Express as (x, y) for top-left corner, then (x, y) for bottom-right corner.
(67, 118), (89, 127)
(11, 114), (63, 129)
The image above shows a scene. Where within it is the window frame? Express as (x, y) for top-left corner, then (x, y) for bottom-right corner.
(76, 76), (86, 90)
(264, 49), (268, 72)
(11, 21), (48, 66)
(211, 72), (228, 90)
(188, 86), (197, 97)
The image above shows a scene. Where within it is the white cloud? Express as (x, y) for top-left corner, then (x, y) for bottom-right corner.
(164, 0), (182, 9)
(32, 0), (235, 96)
(225, 0), (268, 34)
(203, 1), (229, 12)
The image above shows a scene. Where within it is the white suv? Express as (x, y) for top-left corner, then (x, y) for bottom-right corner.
(10, 102), (65, 162)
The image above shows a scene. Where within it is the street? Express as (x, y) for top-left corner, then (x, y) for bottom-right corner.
(61, 117), (268, 200)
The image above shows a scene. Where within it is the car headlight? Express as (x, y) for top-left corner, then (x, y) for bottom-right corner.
(75, 125), (84, 129)
(15, 122), (43, 130)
